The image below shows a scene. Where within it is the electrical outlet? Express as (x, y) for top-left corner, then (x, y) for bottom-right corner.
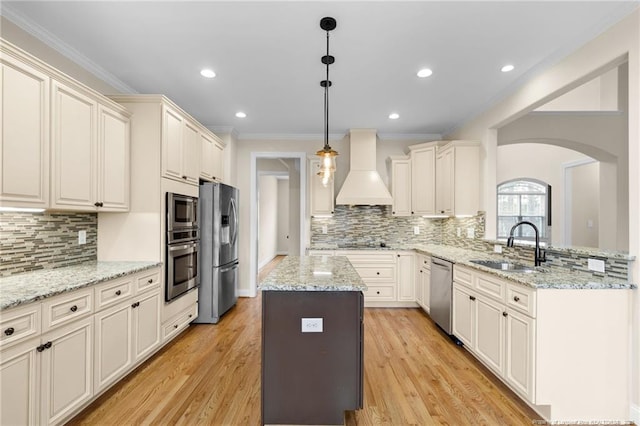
(587, 258), (605, 273)
(322, 225), (328, 234)
(413, 226), (420, 235)
(301, 318), (323, 333)
(78, 230), (87, 245)
(456, 228), (461, 237)
(494, 244), (502, 254)
(466, 228), (475, 239)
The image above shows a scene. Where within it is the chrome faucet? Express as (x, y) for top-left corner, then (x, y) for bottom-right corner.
(506, 221), (547, 267)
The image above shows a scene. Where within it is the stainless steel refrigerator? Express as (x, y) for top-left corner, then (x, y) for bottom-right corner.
(194, 182), (239, 324)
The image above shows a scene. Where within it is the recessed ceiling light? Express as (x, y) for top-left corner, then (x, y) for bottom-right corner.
(200, 69), (216, 78)
(501, 64), (515, 73)
(417, 68), (433, 78)
(389, 113), (400, 120)
(235, 112), (247, 118)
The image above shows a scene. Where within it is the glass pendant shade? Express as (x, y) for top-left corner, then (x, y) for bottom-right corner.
(316, 146), (337, 187)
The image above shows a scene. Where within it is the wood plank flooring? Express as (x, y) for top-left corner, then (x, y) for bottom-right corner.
(68, 256), (540, 425)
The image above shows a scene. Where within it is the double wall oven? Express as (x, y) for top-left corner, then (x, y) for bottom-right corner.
(166, 192), (200, 302)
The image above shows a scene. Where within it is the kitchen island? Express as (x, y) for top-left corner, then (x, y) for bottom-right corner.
(259, 256), (367, 425)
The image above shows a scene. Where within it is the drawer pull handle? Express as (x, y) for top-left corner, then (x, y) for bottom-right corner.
(513, 296), (520, 302)
(4, 327), (15, 336)
(502, 312), (508, 317)
(37, 344), (45, 352)
(70, 305), (78, 312)
(147, 278), (153, 284)
(115, 290), (122, 296)
(469, 295), (476, 301)
(94, 201), (104, 207)
(132, 302), (140, 308)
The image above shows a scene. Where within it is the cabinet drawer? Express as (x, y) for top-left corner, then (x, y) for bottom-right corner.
(354, 265), (396, 281)
(162, 303), (197, 343)
(95, 277), (133, 311)
(475, 273), (506, 302)
(42, 288), (93, 332)
(136, 269), (161, 293)
(363, 286), (395, 301)
(0, 303), (41, 348)
(307, 250), (335, 256)
(506, 284), (536, 317)
(453, 266), (473, 288)
(338, 252), (396, 264)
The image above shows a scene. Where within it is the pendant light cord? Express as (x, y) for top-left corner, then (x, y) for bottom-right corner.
(324, 30), (330, 149)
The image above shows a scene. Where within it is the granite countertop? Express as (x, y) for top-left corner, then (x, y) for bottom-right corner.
(308, 244), (635, 290)
(259, 256), (367, 292)
(0, 261), (162, 310)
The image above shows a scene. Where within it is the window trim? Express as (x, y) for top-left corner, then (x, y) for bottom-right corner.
(496, 178), (551, 243)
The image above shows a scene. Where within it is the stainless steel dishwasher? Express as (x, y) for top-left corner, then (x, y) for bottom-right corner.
(430, 257), (453, 334)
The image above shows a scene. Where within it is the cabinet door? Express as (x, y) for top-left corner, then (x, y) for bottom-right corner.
(132, 290), (161, 363)
(391, 159), (411, 216)
(474, 294), (505, 374)
(97, 106), (130, 211)
(182, 121), (200, 184)
(452, 284), (475, 348)
(436, 148), (454, 215)
(415, 263), (424, 307)
(396, 253), (414, 302)
(310, 159), (334, 216)
(162, 105), (183, 180)
(411, 147), (436, 215)
(40, 317), (93, 425)
(0, 56), (50, 208)
(505, 309), (536, 402)
(212, 140), (224, 182)
(51, 81), (97, 210)
(200, 132), (214, 181)
(422, 268), (431, 312)
(0, 338), (39, 426)
(93, 302), (132, 394)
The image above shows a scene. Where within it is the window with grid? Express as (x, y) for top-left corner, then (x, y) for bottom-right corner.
(497, 179), (551, 243)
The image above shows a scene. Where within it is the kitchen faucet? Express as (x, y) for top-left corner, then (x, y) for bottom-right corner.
(506, 221), (547, 267)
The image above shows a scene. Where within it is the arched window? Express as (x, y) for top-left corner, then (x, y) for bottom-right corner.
(497, 179), (551, 243)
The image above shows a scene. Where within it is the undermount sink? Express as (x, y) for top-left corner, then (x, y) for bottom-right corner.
(469, 259), (537, 273)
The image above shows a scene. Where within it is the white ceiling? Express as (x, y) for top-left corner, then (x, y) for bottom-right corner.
(2, 1), (638, 139)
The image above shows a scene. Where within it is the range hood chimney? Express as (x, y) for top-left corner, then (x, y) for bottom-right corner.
(336, 129), (393, 205)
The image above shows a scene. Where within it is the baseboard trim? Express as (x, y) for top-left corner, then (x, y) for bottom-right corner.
(238, 289), (257, 298)
(631, 403), (640, 425)
(258, 256), (275, 270)
(276, 251), (288, 255)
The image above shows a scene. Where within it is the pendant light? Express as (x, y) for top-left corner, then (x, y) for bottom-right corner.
(317, 16), (338, 187)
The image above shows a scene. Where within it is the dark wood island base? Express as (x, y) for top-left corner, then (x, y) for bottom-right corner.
(261, 290), (364, 425)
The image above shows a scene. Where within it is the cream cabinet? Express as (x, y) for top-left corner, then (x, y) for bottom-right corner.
(504, 308), (535, 398)
(408, 142), (437, 216)
(131, 290), (161, 362)
(162, 105), (200, 185)
(93, 300), (133, 393)
(474, 294), (505, 374)
(415, 254), (431, 313)
(389, 156), (411, 216)
(97, 106), (130, 211)
(0, 337), (39, 425)
(452, 283), (475, 347)
(200, 132), (224, 182)
(0, 53), (50, 208)
(396, 252), (415, 301)
(309, 159), (334, 216)
(435, 141), (480, 217)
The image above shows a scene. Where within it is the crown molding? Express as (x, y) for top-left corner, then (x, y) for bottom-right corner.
(377, 133), (442, 141)
(1, 4), (137, 94)
(236, 133), (345, 141)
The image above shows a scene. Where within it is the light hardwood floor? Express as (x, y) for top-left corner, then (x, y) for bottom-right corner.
(68, 256), (540, 425)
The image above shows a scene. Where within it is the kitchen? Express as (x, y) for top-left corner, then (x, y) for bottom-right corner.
(1, 2), (639, 425)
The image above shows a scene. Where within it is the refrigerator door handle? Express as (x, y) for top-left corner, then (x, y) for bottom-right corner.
(230, 197), (239, 246)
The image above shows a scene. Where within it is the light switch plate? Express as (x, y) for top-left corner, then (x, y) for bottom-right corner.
(413, 226), (420, 235)
(78, 230), (87, 245)
(494, 244), (502, 254)
(456, 228), (461, 237)
(466, 228), (475, 239)
(587, 258), (605, 273)
(301, 318), (323, 333)
(322, 225), (328, 234)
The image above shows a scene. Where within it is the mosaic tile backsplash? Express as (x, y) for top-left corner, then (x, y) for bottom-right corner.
(0, 212), (97, 277)
(311, 207), (630, 280)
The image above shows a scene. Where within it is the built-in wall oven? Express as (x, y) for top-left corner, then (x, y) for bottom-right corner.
(166, 192), (200, 302)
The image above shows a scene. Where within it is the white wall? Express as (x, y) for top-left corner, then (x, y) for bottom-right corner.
(277, 178), (290, 254)
(496, 144), (589, 246)
(257, 175), (278, 269)
(536, 67), (619, 111)
(569, 162), (600, 247)
(447, 9), (640, 420)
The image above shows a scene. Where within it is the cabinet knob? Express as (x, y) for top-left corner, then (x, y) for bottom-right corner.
(148, 278), (153, 284)
(37, 344), (45, 352)
(502, 312), (508, 317)
(513, 296), (520, 302)
(174, 324), (179, 329)
(411, 211), (414, 215)
(188, 314), (193, 318)
(419, 270), (423, 273)
(469, 295), (476, 301)
(397, 254), (400, 258)
(376, 291), (380, 295)
(182, 175), (187, 180)
(44, 341), (52, 349)
(376, 272), (380, 275)
(70, 305), (78, 312)
(115, 290), (122, 296)
(441, 210), (445, 214)
(4, 327), (15, 336)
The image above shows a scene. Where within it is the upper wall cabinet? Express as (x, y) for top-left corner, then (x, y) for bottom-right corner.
(199, 131), (224, 182)
(309, 159), (334, 216)
(0, 39), (131, 212)
(408, 142), (438, 216)
(162, 105), (200, 185)
(435, 141), (480, 217)
(389, 156), (411, 217)
(0, 53), (50, 208)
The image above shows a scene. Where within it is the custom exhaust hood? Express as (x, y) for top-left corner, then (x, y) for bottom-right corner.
(335, 129), (393, 205)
